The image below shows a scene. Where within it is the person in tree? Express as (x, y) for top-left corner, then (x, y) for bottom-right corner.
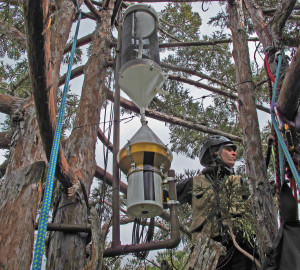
(177, 135), (258, 270)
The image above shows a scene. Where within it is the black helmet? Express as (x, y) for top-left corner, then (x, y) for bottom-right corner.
(199, 135), (237, 167)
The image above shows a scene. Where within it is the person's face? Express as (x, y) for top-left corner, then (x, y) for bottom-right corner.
(220, 146), (237, 168)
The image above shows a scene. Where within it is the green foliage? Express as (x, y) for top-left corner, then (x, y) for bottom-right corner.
(0, 2), (25, 60)
(160, 3), (201, 43)
(194, 174), (256, 246)
(122, 247), (191, 270)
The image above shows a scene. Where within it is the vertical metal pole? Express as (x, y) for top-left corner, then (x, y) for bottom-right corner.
(167, 170), (179, 240)
(112, 22), (122, 248)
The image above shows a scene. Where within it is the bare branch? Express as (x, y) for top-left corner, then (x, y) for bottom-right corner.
(97, 128), (113, 152)
(84, 0), (101, 20)
(228, 226), (261, 268)
(95, 165), (128, 195)
(64, 33), (93, 54)
(81, 11), (97, 20)
(159, 37), (260, 48)
(161, 62), (235, 90)
(0, 94), (24, 115)
(59, 65), (85, 86)
(158, 27), (182, 42)
(168, 74), (270, 113)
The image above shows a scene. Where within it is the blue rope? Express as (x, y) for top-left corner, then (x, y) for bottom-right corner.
(31, 7), (82, 270)
(270, 54), (300, 188)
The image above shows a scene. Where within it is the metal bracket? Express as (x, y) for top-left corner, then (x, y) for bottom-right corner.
(126, 144), (136, 171)
(162, 177), (177, 184)
(167, 200), (180, 206)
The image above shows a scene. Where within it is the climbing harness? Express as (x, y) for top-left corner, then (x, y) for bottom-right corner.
(31, 2), (82, 269)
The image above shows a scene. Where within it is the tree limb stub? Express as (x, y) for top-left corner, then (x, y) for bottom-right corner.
(0, 94), (24, 115)
(24, 0), (74, 188)
(106, 89), (243, 142)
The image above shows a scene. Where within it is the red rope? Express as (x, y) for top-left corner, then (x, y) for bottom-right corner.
(264, 54), (275, 83)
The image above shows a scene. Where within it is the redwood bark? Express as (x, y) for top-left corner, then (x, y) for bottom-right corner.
(0, 161), (46, 269)
(46, 3), (113, 268)
(227, 0), (277, 257)
(277, 46), (300, 121)
(24, 0), (75, 187)
(0, 97), (47, 268)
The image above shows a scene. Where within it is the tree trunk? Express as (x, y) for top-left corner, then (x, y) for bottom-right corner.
(227, 0), (277, 257)
(0, 98), (47, 269)
(46, 4), (113, 269)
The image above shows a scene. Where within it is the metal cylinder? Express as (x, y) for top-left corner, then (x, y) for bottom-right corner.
(118, 4), (166, 109)
(127, 166), (163, 218)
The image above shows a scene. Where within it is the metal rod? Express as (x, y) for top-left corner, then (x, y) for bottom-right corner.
(34, 223), (91, 233)
(103, 169), (180, 257)
(111, 21), (122, 249)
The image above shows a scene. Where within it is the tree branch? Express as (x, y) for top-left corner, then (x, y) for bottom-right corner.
(106, 89), (243, 142)
(159, 37), (260, 49)
(59, 65), (85, 86)
(0, 94), (24, 115)
(64, 33), (93, 54)
(95, 165), (128, 195)
(158, 27), (182, 42)
(228, 226), (261, 268)
(97, 127), (113, 153)
(168, 74), (270, 113)
(161, 62), (235, 90)
(84, 0), (101, 21)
